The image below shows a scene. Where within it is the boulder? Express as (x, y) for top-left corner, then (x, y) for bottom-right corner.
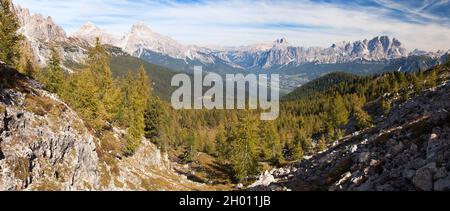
(412, 168), (433, 191)
(248, 171), (276, 188)
(434, 176), (450, 191)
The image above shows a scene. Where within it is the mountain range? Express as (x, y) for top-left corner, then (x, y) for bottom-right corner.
(14, 5), (450, 86)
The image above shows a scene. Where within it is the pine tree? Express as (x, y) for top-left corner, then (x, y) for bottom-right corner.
(45, 47), (65, 95)
(215, 124), (228, 160)
(317, 135), (327, 152)
(17, 41), (38, 77)
(228, 116), (259, 182)
(136, 64), (151, 103)
(67, 69), (105, 130)
(427, 69), (437, 88)
(330, 93), (349, 127)
(121, 71), (146, 155)
(144, 97), (163, 139)
(291, 140), (304, 160)
(260, 122), (283, 165)
(184, 131), (199, 162)
(87, 37), (120, 122)
(0, 0), (23, 67)
(381, 99), (391, 115)
(354, 106), (373, 130)
(294, 128), (312, 154)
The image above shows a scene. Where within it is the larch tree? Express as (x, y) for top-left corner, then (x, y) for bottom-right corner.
(0, 0), (23, 67)
(215, 124), (228, 160)
(45, 47), (65, 95)
(86, 37), (120, 122)
(260, 122), (283, 165)
(228, 116), (259, 182)
(144, 96), (164, 139)
(18, 41), (39, 78)
(330, 93), (349, 127)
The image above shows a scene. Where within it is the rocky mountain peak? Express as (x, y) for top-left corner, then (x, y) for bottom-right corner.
(118, 23), (189, 59)
(275, 37), (289, 44)
(74, 22), (118, 45)
(78, 22), (99, 32)
(131, 22), (153, 33)
(273, 37), (290, 48)
(15, 5), (68, 43)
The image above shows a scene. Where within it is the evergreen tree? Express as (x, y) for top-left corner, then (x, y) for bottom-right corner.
(87, 37), (120, 122)
(291, 140), (304, 160)
(45, 47), (65, 95)
(260, 122), (283, 165)
(228, 116), (259, 182)
(381, 99), (392, 115)
(330, 94), (349, 127)
(354, 106), (373, 130)
(67, 69), (105, 130)
(120, 71), (146, 155)
(136, 64), (151, 103)
(144, 97), (163, 139)
(427, 69), (437, 88)
(184, 131), (199, 162)
(294, 128), (312, 154)
(17, 41), (38, 77)
(0, 0), (23, 67)
(317, 135), (327, 152)
(215, 124), (228, 160)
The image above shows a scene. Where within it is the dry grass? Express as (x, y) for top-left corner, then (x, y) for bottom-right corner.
(0, 104), (5, 114)
(8, 157), (30, 181)
(32, 180), (62, 191)
(24, 94), (56, 116)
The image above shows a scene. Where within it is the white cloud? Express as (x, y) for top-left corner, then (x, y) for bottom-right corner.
(12, 0), (450, 51)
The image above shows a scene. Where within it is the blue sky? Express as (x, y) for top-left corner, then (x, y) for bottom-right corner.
(12, 0), (450, 51)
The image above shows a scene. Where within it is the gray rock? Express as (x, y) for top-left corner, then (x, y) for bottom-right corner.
(358, 152), (371, 163)
(391, 142), (404, 155)
(412, 168), (433, 191)
(248, 171), (276, 188)
(350, 145), (358, 153)
(434, 176), (450, 191)
(403, 169), (416, 180)
(434, 167), (448, 179)
(410, 144), (418, 152)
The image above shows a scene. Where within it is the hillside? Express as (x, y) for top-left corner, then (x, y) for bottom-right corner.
(0, 62), (215, 191)
(283, 72), (361, 101)
(249, 64), (450, 191)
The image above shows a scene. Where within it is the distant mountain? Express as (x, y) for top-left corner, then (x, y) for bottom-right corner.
(74, 22), (118, 46)
(216, 36), (408, 70)
(110, 24), (447, 77)
(15, 6), (89, 71)
(14, 4), (450, 93)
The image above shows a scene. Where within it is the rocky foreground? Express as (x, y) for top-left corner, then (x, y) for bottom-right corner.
(251, 77), (450, 191)
(0, 62), (209, 191)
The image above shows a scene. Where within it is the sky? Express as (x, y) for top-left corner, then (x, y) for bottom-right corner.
(12, 0), (450, 51)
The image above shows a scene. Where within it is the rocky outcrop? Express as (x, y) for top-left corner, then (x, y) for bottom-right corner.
(0, 63), (211, 191)
(251, 77), (450, 191)
(0, 63), (100, 190)
(14, 6), (89, 70)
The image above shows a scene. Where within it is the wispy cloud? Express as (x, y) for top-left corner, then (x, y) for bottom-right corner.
(12, 0), (450, 51)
